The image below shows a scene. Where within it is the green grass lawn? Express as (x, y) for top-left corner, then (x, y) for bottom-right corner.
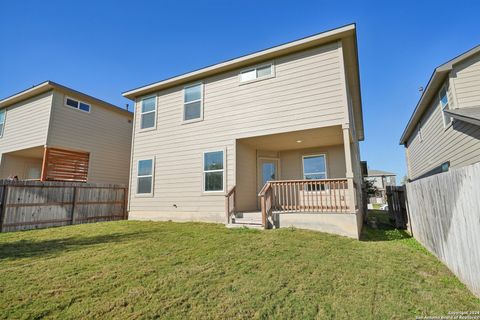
(0, 212), (478, 319)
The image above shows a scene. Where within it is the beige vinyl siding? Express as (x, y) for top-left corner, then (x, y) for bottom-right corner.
(452, 52), (480, 109)
(0, 91), (52, 154)
(130, 41), (348, 217)
(406, 83), (480, 180)
(48, 91), (133, 184)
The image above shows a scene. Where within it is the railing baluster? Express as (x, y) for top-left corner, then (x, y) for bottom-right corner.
(258, 179), (349, 216)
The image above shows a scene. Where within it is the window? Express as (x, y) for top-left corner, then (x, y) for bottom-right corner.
(239, 63), (274, 83)
(417, 121), (423, 142)
(140, 96), (156, 129)
(441, 161), (450, 173)
(65, 97), (91, 112)
(183, 83), (203, 122)
(136, 158), (154, 195)
(0, 109), (5, 137)
(203, 150), (224, 192)
(303, 154), (327, 180)
(439, 86), (452, 127)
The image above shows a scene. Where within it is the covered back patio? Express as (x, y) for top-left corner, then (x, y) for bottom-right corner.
(226, 125), (363, 237)
(0, 146), (90, 182)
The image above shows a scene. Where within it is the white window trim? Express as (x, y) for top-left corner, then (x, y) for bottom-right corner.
(135, 157), (155, 197)
(0, 108), (6, 138)
(238, 62), (276, 85)
(139, 95), (157, 132)
(439, 85), (452, 128)
(202, 148), (226, 194)
(301, 153), (328, 179)
(64, 96), (91, 113)
(182, 82), (204, 124)
(417, 120), (423, 142)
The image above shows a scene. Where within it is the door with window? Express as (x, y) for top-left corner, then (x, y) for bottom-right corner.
(257, 158), (279, 193)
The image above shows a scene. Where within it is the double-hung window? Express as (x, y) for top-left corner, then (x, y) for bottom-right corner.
(303, 154), (327, 180)
(65, 97), (91, 112)
(136, 158), (154, 195)
(140, 96), (156, 129)
(183, 83), (203, 122)
(303, 154), (327, 191)
(439, 86), (452, 127)
(203, 150), (224, 192)
(240, 63), (274, 83)
(0, 109), (5, 137)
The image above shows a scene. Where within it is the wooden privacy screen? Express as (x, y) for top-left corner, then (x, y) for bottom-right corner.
(41, 147), (90, 182)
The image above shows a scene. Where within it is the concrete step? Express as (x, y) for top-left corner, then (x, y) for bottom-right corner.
(226, 222), (264, 229)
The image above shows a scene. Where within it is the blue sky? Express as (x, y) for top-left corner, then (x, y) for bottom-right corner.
(1, 0), (479, 179)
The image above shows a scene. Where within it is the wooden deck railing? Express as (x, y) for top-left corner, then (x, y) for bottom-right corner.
(225, 186), (236, 224)
(259, 178), (354, 228)
(258, 182), (274, 228)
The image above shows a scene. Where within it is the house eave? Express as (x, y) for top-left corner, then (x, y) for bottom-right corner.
(122, 24), (357, 100)
(400, 44), (480, 146)
(0, 81), (132, 117)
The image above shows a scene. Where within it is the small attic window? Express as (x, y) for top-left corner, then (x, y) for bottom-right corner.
(65, 97), (91, 113)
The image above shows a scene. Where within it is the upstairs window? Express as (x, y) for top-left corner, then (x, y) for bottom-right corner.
(240, 63), (274, 83)
(183, 83), (203, 122)
(65, 97), (91, 113)
(303, 154), (327, 180)
(203, 150), (224, 192)
(140, 96), (156, 129)
(439, 86), (452, 127)
(0, 109), (5, 137)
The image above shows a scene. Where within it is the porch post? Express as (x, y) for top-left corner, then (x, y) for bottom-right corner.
(342, 124), (356, 213)
(40, 146), (48, 182)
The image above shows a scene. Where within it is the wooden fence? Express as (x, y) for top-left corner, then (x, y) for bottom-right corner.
(0, 180), (128, 232)
(405, 162), (480, 297)
(385, 186), (408, 229)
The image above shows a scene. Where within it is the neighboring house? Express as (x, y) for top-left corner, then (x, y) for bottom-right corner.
(123, 24), (366, 238)
(0, 81), (133, 184)
(364, 169), (396, 203)
(400, 45), (480, 180)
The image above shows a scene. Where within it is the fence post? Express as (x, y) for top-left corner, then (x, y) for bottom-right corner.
(0, 185), (7, 232)
(71, 186), (78, 225)
(123, 188), (128, 220)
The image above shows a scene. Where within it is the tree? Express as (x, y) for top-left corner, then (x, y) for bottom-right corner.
(364, 179), (378, 197)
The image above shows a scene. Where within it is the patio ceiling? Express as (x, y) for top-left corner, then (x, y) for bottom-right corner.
(239, 125), (344, 151)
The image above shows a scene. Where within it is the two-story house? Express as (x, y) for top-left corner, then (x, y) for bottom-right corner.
(400, 45), (480, 180)
(364, 169), (396, 204)
(123, 24), (365, 238)
(0, 81), (133, 184)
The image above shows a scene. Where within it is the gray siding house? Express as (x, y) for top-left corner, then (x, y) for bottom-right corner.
(0, 81), (133, 184)
(365, 169), (396, 203)
(400, 45), (480, 180)
(123, 24), (366, 238)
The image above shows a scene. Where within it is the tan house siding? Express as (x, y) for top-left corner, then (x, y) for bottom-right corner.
(452, 52), (480, 109)
(48, 91), (133, 184)
(129, 41), (349, 217)
(0, 91), (52, 154)
(406, 80), (480, 180)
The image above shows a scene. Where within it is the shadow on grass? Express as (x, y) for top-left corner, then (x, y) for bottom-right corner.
(361, 210), (412, 242)
(0, 231), (149, 260)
